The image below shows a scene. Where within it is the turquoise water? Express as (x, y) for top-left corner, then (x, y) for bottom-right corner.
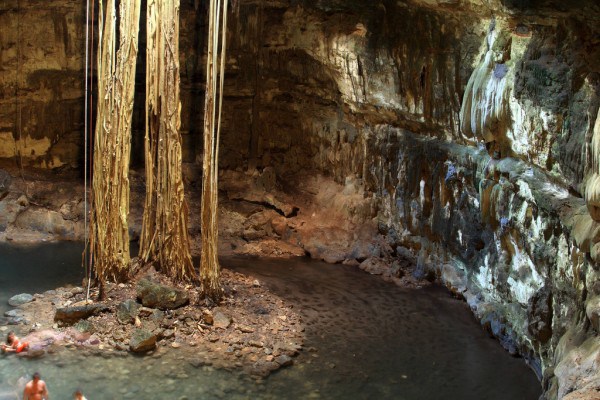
(0, 243), (86, 315)
(0, 243), (541, 399)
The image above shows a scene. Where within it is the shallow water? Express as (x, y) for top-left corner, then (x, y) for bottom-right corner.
(0, 244), (541, 399)
(0, 243), (86, 315)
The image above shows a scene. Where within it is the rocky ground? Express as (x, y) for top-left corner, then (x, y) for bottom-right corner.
(3, 266), (305, 380)
(0, 163), (430, 383)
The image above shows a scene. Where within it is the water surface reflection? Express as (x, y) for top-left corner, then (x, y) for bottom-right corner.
(0, 245), (540, 399)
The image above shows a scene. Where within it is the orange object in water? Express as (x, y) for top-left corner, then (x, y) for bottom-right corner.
(13, 339), (28, 353)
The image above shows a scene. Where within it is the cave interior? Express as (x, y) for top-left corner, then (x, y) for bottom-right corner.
(0, 0), (599, 399)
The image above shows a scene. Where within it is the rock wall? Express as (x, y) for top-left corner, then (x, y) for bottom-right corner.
(0, 0), (85, 169)
(225, 1), (600, 398)
(0, 0), (208, 169)
(2, 1), (598, 177)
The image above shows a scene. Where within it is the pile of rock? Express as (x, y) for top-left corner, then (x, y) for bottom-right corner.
(6, 268), (305, 379)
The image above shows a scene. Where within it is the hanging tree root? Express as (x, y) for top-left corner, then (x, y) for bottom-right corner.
(139, 0), (196, 283)
(199, 0), (229, 301)
(90, 0), (141, 283)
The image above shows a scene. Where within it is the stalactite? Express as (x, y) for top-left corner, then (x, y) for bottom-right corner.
(200, 0), (228, 301)
(459, 23), (512, 150)
(139, 0), (195, 281)
(583, 107), (600, 220)
(90, 0), (141, 283)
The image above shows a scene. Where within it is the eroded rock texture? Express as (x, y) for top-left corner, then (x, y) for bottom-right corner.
(0, 1), (85, 168)
(1, 0), (600, 398)
(219, 2), (600, 398)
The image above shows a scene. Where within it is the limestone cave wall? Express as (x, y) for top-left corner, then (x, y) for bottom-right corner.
(229, 2), (600, 398)
(1, 0), (600, 398)
(0, 0), (85, 169)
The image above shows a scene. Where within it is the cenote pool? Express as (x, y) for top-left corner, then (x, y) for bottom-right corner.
(0, 243), (541, 399)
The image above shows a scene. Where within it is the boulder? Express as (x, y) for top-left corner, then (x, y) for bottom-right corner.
(73, 320), (94, 333)
(150, 309), (165, 323)
(59, 199), (85, 222)
(527, 286), (553, 343)
(8, 294), (34, 307)
(21, 347), (46, 358)
(248, 360), (279, 378)
(0, 169), (11, 198)
(586, 296), (600, 332)
(275, 354), (293, 367)
(0, 195), (26, 232)
(14, 208), (77, 239)
(238, 325), (255, 333)
(202, 309), (214, 325)
(213, 310), (232, 329)
(244, 210), (279, 233)
(54, 303), (109, 325)
(141, 320), (160, 335)
(162, 329), (175, 339)
(301, 227), (353, 263)
(274, 341), (302, 356)
(4, 310), (23, 318)
(554, 336), (600, 399)
(189, 356), (212, 368)
(70, 287), (85, 295)
(271, 216), (289, 237)
(358, 258), (389, 276)
(117, 299), (141, 324)
(136, 279), (189, 310)
(349, 227), (381, 261)
(129, 329), (158, 353)
(442, 264), (467, 296)
(563, 388), (600, 400)
(242, 228), (266, 241)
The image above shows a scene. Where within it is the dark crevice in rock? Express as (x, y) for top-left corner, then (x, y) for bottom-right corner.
(231, 198), (299, 218)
